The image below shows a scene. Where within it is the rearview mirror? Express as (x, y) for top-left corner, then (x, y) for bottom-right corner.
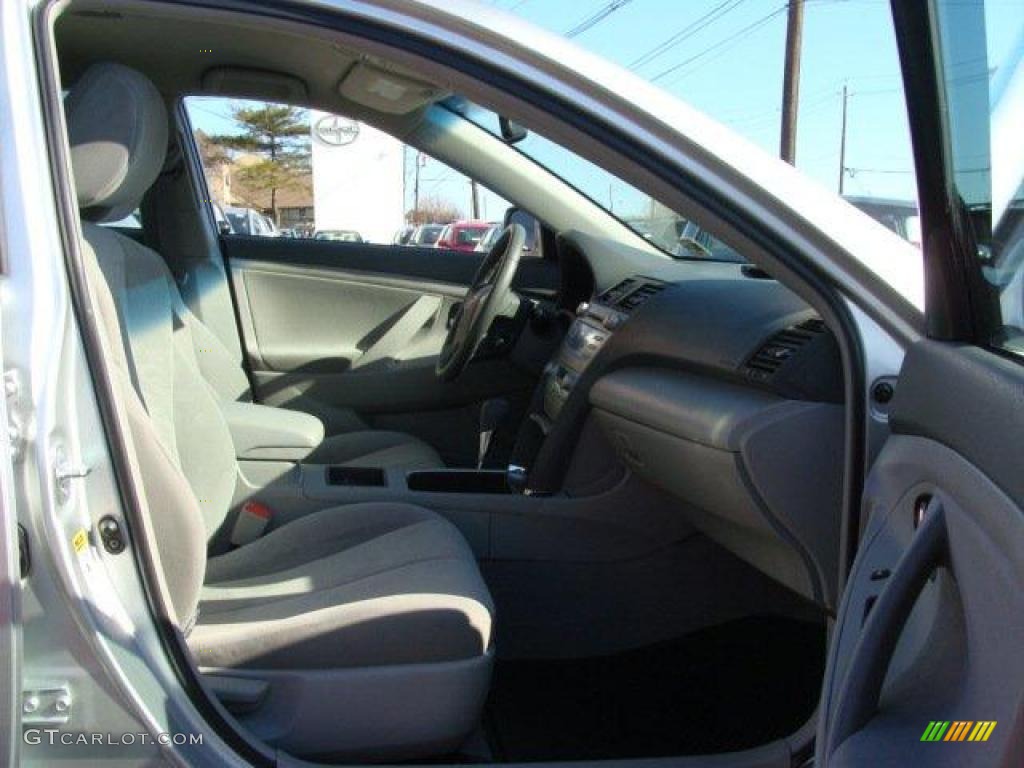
(675, 236), (712, 260)
(504, 208), (542, 258)
(499, 116), (528, 144)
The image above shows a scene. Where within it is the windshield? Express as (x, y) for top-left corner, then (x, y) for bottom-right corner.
(445, 100), (745, 262)
(226, 211), (248, 233)
(418, 226), (443, 244)
(478, 226), (500, 249)
(458, 226), (491, 245)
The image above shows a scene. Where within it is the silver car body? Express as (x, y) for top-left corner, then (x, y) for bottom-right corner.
(2, 0), (1019, 765)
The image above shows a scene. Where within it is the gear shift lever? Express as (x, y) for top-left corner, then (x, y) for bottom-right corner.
(477, 398), (510, 469)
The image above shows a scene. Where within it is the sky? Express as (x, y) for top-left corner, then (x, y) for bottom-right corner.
(486, 0), (919, 201)
(188, 0), (1021, 234)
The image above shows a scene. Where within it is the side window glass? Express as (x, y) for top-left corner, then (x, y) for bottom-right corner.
(933, 1), (1023, 356)
(184, 97), (512, 248)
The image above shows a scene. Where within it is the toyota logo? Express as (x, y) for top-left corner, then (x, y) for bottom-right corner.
(313, 115), (360, 147)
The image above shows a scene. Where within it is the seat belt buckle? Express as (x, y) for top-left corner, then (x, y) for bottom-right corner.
(230, 500), (272, 547)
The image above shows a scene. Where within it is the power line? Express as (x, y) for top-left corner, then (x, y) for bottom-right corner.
(565, 0), (635, 38)
(652, 4), (789, 83)
(724, 88), (838, 130)
(848, 167), (913, 175)
(711, 80), (837, 124)
(649, 0), (870, 87)
(637, 0), (849, 81)
(629, 0), (749, 70)
(838, 83), (848, 192)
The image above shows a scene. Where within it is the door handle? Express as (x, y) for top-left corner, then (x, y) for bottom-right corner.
(827, 498), (949, 754)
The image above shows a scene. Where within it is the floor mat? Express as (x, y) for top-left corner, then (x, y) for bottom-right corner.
(485, 616), (825, 761)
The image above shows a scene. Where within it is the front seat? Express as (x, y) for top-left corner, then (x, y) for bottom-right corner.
(70, 64), (441, 473)
(66, 61), (492, 759)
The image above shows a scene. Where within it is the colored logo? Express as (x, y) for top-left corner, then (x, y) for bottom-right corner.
(921, 721), (996, 742)
(313, 115), (359, 147)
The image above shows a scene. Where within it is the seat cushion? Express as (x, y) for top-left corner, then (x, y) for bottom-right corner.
(304, 429), (443, 470)
(190, 503), (493, 670)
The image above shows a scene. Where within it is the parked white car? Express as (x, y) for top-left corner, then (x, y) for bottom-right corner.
(224, 206), (279, 237)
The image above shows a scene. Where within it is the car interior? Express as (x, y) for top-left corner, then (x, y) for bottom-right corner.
(50, 1), (859, 764)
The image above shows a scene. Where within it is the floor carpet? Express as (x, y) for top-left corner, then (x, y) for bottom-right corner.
(484, 615), (826, 761)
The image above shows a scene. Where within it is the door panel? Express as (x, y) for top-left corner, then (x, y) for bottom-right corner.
(817, 340), (1024, 766)
(236, 260), (457, 373)
(224, 236), (550, 463)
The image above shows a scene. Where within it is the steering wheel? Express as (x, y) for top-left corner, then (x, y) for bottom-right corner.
(436, 223), (525, 381)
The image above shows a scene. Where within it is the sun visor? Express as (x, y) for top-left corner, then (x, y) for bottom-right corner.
(201, 67), (309, 103)
(338, 61), (445, 114)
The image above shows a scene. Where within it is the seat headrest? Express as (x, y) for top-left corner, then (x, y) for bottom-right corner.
(65, 62), (168, 222)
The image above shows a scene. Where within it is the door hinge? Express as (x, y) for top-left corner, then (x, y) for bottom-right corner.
(4, 369), (25, 462)
(22, 685), (72, 724)
(53, 446), (92, 503)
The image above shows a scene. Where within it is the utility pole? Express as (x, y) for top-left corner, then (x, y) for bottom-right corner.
(779, 0), (804, 164)
(413, 151), (421, 219)
(838, 84), (849, 194)
(470, 179), (480, 219)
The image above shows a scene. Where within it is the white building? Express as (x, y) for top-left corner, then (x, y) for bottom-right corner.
(310, 111), (405, 243)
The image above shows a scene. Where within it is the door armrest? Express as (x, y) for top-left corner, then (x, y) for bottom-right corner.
(221, 401), (325, 461)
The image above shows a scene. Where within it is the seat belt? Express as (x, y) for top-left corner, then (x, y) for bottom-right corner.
(230, 500), (272, 547)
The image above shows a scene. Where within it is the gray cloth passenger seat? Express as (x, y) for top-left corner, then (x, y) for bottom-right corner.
(112, 89), (442, 472)
(65, 61), (493, 759)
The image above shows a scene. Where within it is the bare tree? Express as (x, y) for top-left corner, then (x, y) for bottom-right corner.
(407, 195), (462, 225)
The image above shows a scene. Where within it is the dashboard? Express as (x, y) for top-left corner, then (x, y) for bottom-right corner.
(517, 259), (847, 610)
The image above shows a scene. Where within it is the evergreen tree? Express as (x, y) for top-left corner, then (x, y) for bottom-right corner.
(210, 103), (310, 225)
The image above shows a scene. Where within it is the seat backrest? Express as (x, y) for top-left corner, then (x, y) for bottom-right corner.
(141, 160), (252, 403)
(66, 62), (239, 630)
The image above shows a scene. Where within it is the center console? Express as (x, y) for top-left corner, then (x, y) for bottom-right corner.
(508, 276), (667, 492)
(542, 301), (622, 422)
(542, 277), (666, 423)
(316, 288), (620, 499)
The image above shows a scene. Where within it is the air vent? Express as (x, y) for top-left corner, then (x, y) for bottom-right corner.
(743, 317), (826, 382)
(796, 317), (827, 334)
(617, 281), (666, 311)
(599, 278), (637, 305)
(741, 264), (773, 280)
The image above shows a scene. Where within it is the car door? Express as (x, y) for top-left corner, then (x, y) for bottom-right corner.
(0, 361), (19, 767)
(817, 2), (1024, 766)
(184, 97), (558, 465)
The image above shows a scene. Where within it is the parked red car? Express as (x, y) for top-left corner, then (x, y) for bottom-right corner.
(435, 220), (497, 251)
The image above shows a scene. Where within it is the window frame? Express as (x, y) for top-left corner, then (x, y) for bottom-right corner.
(891, 0), (1020, 359)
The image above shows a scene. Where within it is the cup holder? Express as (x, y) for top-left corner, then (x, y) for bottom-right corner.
(406, 469), (511, 494)
(326, 466), (387, 487)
